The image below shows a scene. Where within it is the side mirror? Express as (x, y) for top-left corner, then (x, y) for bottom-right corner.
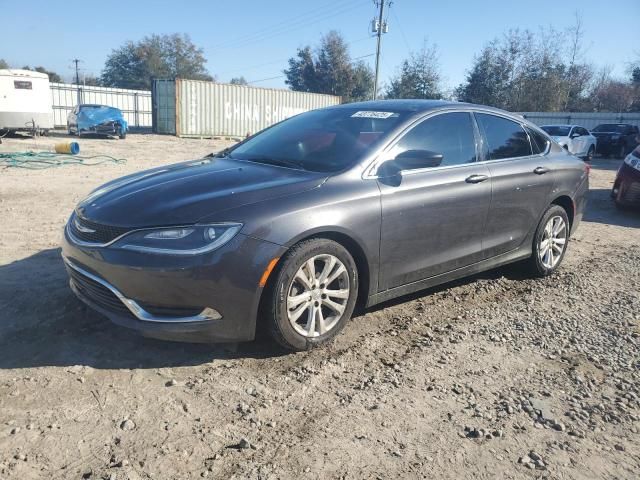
(570, 132), (580, 139)
(393, 149), (444, 170)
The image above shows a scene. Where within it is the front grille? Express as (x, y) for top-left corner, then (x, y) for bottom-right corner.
(68, 264), (204, 319)
(69, 213), (131, 244)
(67, 266), (133, 317)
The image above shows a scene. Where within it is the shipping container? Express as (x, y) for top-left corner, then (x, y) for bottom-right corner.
(520, 112), (640, 130)
(153, 79), (341, 138)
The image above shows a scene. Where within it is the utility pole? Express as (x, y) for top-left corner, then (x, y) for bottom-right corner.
(72, 58), (82, 105)
(372, 0), (388, 99)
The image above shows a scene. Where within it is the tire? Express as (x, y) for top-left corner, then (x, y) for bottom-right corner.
(523, 205), (570, 277)
(118, 128), (126, 140)
(265, 238), (358, 351)
(583, 145), (594, 162)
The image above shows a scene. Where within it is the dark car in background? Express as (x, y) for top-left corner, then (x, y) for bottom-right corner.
(61, 100), (589, 351)
(67, 104), (128, 139)
(612, 145), (640, 209)
(592, 123), (639, 158)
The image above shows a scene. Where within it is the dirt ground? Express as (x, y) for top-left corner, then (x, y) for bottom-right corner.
(0, 132), (639, 480)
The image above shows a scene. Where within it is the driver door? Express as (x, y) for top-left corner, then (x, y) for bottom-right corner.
(573, 127), (589, 156)
(376, 111), (491, 291)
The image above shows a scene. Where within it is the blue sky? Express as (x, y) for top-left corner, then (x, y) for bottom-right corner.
(2, 0), (639, 91)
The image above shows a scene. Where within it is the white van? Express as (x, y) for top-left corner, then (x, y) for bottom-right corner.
(0, 69), (53, 134)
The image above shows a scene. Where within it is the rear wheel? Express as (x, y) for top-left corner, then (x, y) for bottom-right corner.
(266, 238), (358, 351)
(524, 205), (570, 277)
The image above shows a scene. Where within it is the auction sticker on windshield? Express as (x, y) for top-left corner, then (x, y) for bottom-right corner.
(351, 111), (396, 119)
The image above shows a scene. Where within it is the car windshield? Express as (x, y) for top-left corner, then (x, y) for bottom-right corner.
(541, 126), (571, 136)
(592, 124), (626, 133)
(227, 108), (409, 172)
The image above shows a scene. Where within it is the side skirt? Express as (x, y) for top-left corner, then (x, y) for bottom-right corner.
(366, 247), (531, 307)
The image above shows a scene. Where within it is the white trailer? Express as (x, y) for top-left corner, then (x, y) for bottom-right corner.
(0, 69), (53, 134)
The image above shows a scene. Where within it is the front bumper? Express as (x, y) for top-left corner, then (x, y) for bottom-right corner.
(595, 138), (623, 154)
(61, 226), (285, 343)
(79, 121), (124, 136)
(613, 162), (640, 208)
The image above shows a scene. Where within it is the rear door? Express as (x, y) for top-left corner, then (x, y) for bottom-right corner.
(377, 111), (491, 290)
(475, 113), (555, 259)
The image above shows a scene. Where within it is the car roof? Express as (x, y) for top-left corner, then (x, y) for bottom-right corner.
(79, 104), (118, 108)
(330, 99), (508, 115)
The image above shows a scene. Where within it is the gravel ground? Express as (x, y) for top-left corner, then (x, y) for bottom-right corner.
(0, 132), (639, 479)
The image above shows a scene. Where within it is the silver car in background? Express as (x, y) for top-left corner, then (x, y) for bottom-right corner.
(541, 125), (597, 161)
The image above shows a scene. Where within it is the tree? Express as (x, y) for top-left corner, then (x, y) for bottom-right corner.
(284, 46), (317, 92)
(455, 28), (591, 112)
(83, 74), (102, 86)
(0, 59), (9, 69)
(101, 33), (213, 89)
(386, 40), (443, 99)
(284, 31), (374, 101)
(230, 76), (248, 85)
(22, 65), (62, 82)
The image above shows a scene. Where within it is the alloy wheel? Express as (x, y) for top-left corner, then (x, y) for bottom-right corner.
(538, 215), (567, 269)
(286, 254), (350, 338)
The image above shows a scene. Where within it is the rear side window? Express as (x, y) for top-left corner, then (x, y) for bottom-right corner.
(525, 127), (550, 155)
(395, 112), (477, 167)
(476, 113), (532, 160)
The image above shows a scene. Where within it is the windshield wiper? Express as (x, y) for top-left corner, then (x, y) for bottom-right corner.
(238, 155), (307, 171)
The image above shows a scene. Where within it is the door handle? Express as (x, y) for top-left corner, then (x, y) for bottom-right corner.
(465, 174), (489, 184)
(533, 166), (550, 175)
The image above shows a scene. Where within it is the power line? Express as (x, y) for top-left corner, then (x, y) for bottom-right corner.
(212, 1), (369, 51)
(211, 0), (349, 49)
(228, 36), (372, 83)
(391, 6), (411, 52)
(247, 74), (286, 84)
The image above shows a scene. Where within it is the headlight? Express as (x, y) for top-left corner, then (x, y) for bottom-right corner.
(114, 223), (242, 255)
(625, 153), (640, 171)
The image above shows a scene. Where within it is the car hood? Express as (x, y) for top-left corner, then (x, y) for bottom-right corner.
(552, 135), (569, 143)
(76, 157), (328, 227)
(592, 131), (618, 136)
(77, 106), (128, 130)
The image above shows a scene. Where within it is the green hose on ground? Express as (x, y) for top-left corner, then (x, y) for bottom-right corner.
(0, 151), (126, 170)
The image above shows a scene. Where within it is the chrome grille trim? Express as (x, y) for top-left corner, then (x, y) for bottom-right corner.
(63, 257), (222, 323)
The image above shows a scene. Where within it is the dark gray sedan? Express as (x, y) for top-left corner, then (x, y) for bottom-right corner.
(62, 100), (589, 351)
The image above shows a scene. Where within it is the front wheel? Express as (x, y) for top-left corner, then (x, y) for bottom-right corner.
(266, 238), (358, 351)
(523, 205), (570, 277)
(583, 145), (594, 162)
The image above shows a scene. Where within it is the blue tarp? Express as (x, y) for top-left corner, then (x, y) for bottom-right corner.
(77, 106), (128, 134)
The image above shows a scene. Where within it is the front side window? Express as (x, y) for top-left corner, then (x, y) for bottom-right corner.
(393, 112), (477, 167)
(476, 113), (532, 160)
